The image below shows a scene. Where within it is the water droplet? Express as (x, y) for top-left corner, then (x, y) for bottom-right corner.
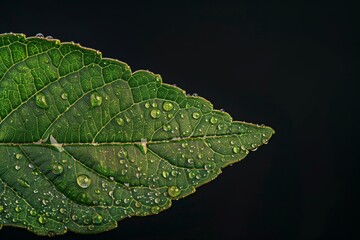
(124, 198), (130, 204)
(144, 102), (150, 108)
(187, 158), (194, 164)
(162, 102), (174, 111)
(150, 109), (161, 118)
(35, 93), (48, 109)
(35, 33), (44, 38)
(0, 205), (3, 213)
(29, 209), (37, 216)
(92, 213), (103, 224)
(15, 165), (21, 170)
(162, 124), (172, 131)
(90, 92), (102, 107)
(240, 145), (246, 151)
(210, 116), (219, 124)
(59, 208), (66, 214)
(162, 171), (169, 178)
(116, 117), (124, 126)
(118, 149), (127, 159)
(151, 206), (160, 214)
(168, 186), (181, 197)
(15, 153), (23, 159)
(17, 178), (30, 188)
(217, 124), (223, 130)
(171, 170), (177, 176)
(88, 225), (95, 231)
(232, 146), (240, 154)
(205, 162), (216, 170)
(192, 112), (200, 119)
(152, 102), (157, 108)
(61, 92), (68, 100)
(38, 215), (47, 224)
(15, 206), (22, 212)
(188, 171), (196, 179)
(76, 174), (91, 189)
(51, 163), (63, 175)
(197, 153), (203, 159)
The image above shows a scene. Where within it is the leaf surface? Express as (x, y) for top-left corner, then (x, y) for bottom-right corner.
(0, 33), (274, 236)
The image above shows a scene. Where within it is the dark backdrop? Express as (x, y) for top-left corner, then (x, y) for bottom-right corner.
(0, 1), (359, 239)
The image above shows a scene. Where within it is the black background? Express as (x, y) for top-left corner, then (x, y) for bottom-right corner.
(0, 0), (359, 239)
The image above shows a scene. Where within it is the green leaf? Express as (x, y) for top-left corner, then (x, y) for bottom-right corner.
(0, 33), (274, 236)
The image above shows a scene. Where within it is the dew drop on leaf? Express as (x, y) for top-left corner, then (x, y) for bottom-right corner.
(76, 174), (91, 188)
(116, 117), (124, 126)
(51, 163), (64, 175)
(35, 93), (48, 109)
(232, 146), (240, 154)
(162, 102), (174, 111)
(90, 92), (102, 107)
(150, 109), (161, 118)
(167, 186), (181, 197)
(192, 112), (200, 119)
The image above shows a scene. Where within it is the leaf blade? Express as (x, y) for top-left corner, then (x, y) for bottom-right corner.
(0, 33), (274, 236)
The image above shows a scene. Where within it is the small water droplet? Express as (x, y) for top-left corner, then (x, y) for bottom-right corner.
(144, 102), (150, 108)
(118, 149), (127, 159)
(90, 92), (102, 107)
(116, 117), (124, 126)
(162, 171), (169, 178)
(188, 171), (196, 179)
(17, 178), (30, 188)
(35, 33), (44, 38)
(162, 102), (174, 111)
(210, 116), (219, 124)
(162, 124), (172, 131)
(51, 163), (63, 175)
(151, 206), (160, 214)
(232, 146), (240, 153)
(92, 213), (103, 224)
(38, 215), (47, 224)
(29, 209), (37, 216)
(192, 112), (200, 119)
(59, 208), (66, 214)
(204, 162), (216, 170)
(197, 153), (203, 159)
(61, 92), (68, 100)
(152, 102), (157, 108)
(15, 206), (22, 212)
(35, 93), (48, 109)
(15, 153), (23, 159)
(15, 165), (21, 170)
(168, 186), (181, 197)
(76, 174), (91, 188)
(150, 109), (161, 119)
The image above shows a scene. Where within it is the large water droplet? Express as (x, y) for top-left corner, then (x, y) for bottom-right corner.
(35, 33), (44, 38)
(90, 92), (102, 107)
(150, 109), (161, 118)
(51, 163), (64, 175)
(168, 186), (181, 197)
(35, 93), (48, 109)
(162, 102), (174, 111)
(76, 174), (91, 188)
